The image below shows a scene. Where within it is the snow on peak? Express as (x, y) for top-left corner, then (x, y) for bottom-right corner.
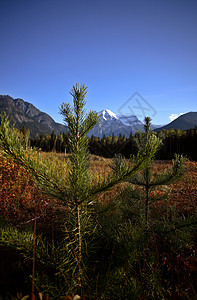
(101, 109), (118, 120)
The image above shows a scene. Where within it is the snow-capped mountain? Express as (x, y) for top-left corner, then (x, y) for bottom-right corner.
(101, 109), (118, 120)
(89, 109), (145, 138)
(88, 109), (163, 137)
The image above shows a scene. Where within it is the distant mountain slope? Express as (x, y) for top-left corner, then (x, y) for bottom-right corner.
(0, 95), (67, 137)
(155, 112), (197, 132)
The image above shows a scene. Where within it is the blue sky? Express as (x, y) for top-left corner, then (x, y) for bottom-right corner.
(0, 0), (196, 125)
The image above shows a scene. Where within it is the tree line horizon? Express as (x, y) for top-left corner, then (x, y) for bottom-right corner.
(20, 124), (197, 161)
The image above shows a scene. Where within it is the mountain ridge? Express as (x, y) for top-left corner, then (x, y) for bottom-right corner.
(0, 95), (196, 138)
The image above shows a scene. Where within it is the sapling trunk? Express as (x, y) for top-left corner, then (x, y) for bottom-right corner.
(77, 204), (84, 299)
(77, 205), (82, 265)
(145, 184), (149, 225)
(31, 202), (37, 300)
(145, 167), (150, 225)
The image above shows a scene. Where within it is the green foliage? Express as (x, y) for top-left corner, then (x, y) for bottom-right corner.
(59, 83), (100, 205)
(128, 117), (186, 224)
(0, 223), (79, 298)
(88, 184), (197, 299)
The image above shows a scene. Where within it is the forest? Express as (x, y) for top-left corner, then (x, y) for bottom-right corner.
(28, 126), (197, 161)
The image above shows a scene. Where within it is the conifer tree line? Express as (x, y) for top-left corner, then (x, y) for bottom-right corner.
(28, 125), (197, 160)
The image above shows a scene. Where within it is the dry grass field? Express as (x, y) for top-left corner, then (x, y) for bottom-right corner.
(1, 151), (197, 222)
(0, 151), (197, 299)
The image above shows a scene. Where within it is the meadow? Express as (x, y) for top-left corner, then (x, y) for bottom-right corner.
(0, 151), (197, 299)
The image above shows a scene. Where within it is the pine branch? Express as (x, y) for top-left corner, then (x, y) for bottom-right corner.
(149, 154), (186, 187)
(84, 134), (162, 203)
(0, 114), (73, 204)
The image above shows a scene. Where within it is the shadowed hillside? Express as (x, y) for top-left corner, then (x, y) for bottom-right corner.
(155, 112), (197, 132)
(0, 95), (67, 137)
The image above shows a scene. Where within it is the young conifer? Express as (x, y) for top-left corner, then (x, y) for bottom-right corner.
(129, 117), (185, 224)
(59, 84), (100, 295)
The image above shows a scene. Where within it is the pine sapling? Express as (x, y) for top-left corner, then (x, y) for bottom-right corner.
(129, 117), (185, 225)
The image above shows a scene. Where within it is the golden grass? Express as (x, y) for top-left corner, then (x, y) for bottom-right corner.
(1, 150), (197, 215)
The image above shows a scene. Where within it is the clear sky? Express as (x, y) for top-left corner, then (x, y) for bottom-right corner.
(0, 0), (196, 125)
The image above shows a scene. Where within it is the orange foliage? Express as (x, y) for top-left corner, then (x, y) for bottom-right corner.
(0, 152), (57, 226)
(169, 161), (197, 214)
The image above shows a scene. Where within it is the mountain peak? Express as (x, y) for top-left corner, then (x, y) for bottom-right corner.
(100, 109), (118, 120)
(88, 108), (145, 137)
